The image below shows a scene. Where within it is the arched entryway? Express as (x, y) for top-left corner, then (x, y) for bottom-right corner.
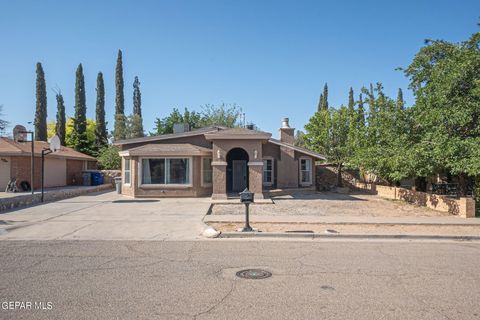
(226, 148), (249, 193)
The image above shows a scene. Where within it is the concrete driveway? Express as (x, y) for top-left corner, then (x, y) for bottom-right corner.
(0, 191), (212, 241)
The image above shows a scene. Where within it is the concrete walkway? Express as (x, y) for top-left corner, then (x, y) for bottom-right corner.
(0, 191), (211, 241)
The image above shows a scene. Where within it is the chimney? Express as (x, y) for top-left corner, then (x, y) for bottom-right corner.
(279, 118), (295, 144)
(173, 123), (190, 134)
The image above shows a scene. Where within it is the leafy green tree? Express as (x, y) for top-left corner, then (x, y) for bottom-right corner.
(113, 50), (126, 140)
(0, 105), (9, 135)
(55, 93), (66, 145)
(152, 103), (242, 135)
(348, 87), (355, 113)
(305, 107), (351, 187)
(404, 31), (480, 194)
(71, 64), (90, 154)
(95, 72), (108, 150)
(35, 62), (47, 141)
(294, 130), (306, 147)
(97, 145), (121, 170)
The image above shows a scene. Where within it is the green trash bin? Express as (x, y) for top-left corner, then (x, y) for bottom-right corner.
(114, 177), (122, 194)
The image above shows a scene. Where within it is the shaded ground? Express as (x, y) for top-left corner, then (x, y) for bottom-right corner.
(1, 240), (479, 320)
(212, 192), (448, 217)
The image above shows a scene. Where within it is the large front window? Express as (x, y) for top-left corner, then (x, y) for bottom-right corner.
(141, 158), (190, 185)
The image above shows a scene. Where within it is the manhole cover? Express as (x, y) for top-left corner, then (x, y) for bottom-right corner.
(236, 269), (272, 280)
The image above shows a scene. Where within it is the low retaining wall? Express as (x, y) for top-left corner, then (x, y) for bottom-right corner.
(354, 182), (476, 218)
(0, 184), (113, 212)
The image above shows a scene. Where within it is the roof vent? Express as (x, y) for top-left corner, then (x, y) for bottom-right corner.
(246, 124), (255, 130)
(173, 123), (190, 134)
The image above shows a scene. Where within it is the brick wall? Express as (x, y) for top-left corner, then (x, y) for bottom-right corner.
(10, 156), (42, 190)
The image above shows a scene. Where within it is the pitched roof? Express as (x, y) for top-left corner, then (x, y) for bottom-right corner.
(204, 127), (272, 140)
(120, 143), (212, 157)
(0, 137), (96, 161)
(113, 126), (225, 146)
(268, 138), (326, 160)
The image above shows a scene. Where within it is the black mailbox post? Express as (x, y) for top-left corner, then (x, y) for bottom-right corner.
(239, 188), (254, 232)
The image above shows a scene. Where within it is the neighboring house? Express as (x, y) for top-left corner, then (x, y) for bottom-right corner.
(0, 137), (97, 191)
(114, 118), (325, 199)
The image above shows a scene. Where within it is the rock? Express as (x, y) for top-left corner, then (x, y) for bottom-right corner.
(203, 227), (221, 238)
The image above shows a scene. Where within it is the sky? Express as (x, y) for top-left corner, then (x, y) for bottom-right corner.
(0, 0), (479, 138)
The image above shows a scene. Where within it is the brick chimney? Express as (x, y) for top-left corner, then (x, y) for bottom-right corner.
(279, 118), (295, 144)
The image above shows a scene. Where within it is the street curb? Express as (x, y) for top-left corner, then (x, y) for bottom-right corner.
(204, 218), (480, 227)
(219, 232), (480, 241)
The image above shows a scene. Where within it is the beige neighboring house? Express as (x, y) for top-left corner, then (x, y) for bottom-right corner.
(114, 118), (325, 199)
(0, 137), (97, 191)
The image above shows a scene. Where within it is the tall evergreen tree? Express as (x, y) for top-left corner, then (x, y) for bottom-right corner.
(35, 62), (47, 141)
(95, 72), (108, 150)
(128, 76), (144, 138)
(321, 83), (329, 110)
(348, 87), (355, 113)
(357, 93), (365, 128)
(55, 92), (66, 146)
(317, 93), (324, 112)
(396, 88), (405, 110)
(113, 49), (126, 140)
(72, 64), (89, 153)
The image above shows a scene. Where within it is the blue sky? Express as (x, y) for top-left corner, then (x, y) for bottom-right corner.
(0, 0), (479, 137)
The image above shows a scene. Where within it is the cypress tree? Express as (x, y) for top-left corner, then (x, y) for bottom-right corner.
(95, 72), (108, 150)
(72, 64), (88, 153)
(348, 87), (355, 114)
(129, 76), (144, 138)
(321, 83), (329, 110)
(357, 93), (365, 127)
(396, 88), (405, 110)
(55, 92), (66, 146)
(317, 93), (324, 112)
(35, 62), (47, 141)
(113, 49), (126, 140)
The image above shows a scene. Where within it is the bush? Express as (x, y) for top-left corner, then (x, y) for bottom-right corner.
(97, 145), (121, 170)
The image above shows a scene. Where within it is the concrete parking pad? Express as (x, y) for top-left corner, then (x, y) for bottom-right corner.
(0, 191), (211, 241)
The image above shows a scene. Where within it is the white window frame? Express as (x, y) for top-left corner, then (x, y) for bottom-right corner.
(201, 157), (213, 187)
(299, 157), (312, 186)
(124, 158), (131, 185)
(262, 157), (274, 186)
(138, 157), (193, 188)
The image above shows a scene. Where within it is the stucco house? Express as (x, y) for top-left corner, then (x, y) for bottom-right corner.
(114, 118), (325, 199)
(0, 137), (97, 191)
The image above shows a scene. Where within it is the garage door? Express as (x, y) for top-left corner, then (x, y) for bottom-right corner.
(0, 157), (11, 191)
(44, 158), (67, 188)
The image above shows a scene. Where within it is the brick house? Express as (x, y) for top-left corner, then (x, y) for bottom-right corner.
(0, 137), (97, 191)
(114, 118), (326, 199)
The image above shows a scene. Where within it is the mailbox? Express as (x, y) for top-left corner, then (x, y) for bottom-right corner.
(240, 188), (254, 203)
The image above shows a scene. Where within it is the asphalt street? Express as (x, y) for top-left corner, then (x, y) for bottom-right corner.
(0, 239), (479, 320)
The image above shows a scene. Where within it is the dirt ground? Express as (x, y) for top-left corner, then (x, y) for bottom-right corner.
(209, 222), (480, 236)
(212, 192), (448, 218)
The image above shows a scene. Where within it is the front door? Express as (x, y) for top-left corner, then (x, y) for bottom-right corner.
(232, 160), (247, 192)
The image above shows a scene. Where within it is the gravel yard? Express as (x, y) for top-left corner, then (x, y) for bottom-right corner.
(211, 192), (449, 217)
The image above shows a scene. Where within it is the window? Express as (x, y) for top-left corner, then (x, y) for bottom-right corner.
(141, 158), (190, 185)
(202, 158), (212, 186)
(124, 159), (131, 185)
(263, 158), (273, 185)
(300, 158), (312, 185)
